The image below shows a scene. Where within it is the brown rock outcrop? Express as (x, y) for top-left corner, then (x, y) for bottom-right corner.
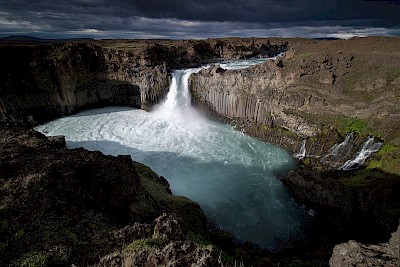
(95, 214), (218, 267)
(329, 223), (400, 267)
(95, 241), (217, 267)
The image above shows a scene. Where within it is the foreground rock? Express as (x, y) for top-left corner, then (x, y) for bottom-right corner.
(0, 125), (212, 266)
(94, 214), (217, 267)
(330, 224), (400, 267)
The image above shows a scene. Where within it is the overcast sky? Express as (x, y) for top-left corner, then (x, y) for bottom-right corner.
(1, 0), (399, 39)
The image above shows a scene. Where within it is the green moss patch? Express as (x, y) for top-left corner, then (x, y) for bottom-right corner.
(338, 116), (366, 135)
(368, 143), (400, 174)
(133, 162), (210, 244)
(123, 237), (169, 254)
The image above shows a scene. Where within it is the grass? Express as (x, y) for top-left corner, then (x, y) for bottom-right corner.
(367, 143), (400, 175)
(133, 162), (211, 245)
(287, 110), (376, 138)
(297, 52), (314, 58)
(338, 116), (366, 135)
(123, 237), (169, 254)
(17, 247), (70, 267)
(386, 68), (400, 84)
(340, 172), (374, 187)
(260, 124), (299, 138)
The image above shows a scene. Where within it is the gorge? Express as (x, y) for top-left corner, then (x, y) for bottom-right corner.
(1, 37), (399, 266)
(35, 59), (310, 252)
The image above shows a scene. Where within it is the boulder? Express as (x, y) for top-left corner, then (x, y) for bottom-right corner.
(329, 224), (400, 267)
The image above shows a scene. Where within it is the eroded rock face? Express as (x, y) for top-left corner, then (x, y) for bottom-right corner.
(95, 241), (217, 267)
(103, 48), (170, 111)
(191, 60), (318, 138)
(0, 38), (288, 124)
(1, 37), (399, 267)
(329, 224), (400, 267)
(0, 43), (143, 123)
(94, 214), (218, 267)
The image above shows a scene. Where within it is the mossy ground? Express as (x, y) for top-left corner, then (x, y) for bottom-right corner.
(123, 237), (170, 254)
(132, 162), (211, 245)
(368, 144), (400, 175)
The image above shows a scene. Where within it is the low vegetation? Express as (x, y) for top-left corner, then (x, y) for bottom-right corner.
(368, 143), (400, 174)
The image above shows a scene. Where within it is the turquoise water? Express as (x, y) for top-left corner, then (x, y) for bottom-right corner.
(36, 64), (309, 251)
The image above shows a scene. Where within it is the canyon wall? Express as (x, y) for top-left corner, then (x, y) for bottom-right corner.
(191, 37), (400, 169)
(0, 38), (288, 124)
(0, 43), (170, 124)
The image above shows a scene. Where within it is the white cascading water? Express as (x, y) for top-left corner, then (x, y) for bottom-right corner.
(329, 132), (355, 158)
(321, 132), (355, 164)
(36, 59), (309, 251)
(294, 140), (306, 159)
(341, 137), (383, 170)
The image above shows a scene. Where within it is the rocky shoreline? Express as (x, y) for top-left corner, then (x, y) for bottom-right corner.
(1, 37), (399, 266)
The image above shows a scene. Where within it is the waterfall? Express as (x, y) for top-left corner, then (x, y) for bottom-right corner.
(330, 132), (355, 157)
(154, 67), (206, 123)
(321, 132), (356, 162)
(294, 140), (306, 159)
(161, 67), (203, 112)
(341, 137), (383, 170)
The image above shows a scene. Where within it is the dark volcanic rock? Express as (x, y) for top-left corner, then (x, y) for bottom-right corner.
(0, 38), (287, 124)
(0, 125), (210, 266)
(0, 42), (169, 124)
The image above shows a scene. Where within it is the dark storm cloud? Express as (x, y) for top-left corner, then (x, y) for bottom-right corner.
(0, 0), (399, 39)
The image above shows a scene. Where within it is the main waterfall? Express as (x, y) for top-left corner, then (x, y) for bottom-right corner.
(36, 62), (309, 251)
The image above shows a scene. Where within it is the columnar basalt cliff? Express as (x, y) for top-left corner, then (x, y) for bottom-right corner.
(191, 37), (400, 169)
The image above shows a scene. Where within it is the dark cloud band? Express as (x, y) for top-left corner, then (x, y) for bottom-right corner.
(0, 0), (399, 39)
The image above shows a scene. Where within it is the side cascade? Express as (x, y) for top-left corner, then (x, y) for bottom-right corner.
(324, 132), (355, 159)
(341, 137), (383, 170)
(320, 132), (356, 168)
(294, 140), (307, 160)
(296, 133), (382, 171)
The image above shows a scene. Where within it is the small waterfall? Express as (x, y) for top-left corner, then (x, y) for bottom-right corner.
(330, 132), (355, 157)
(321, 132), (356, 163)
(294, 140), (306, 159)
(341, 137), (383, 170)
